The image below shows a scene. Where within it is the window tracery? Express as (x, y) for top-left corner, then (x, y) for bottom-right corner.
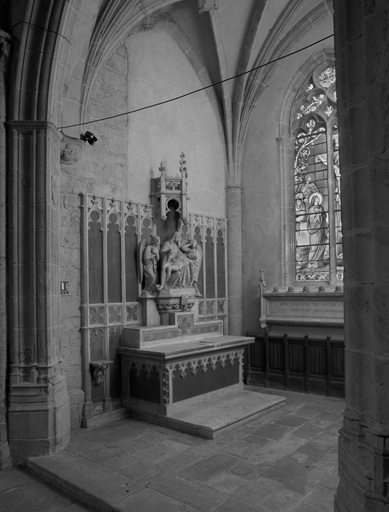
(292, 66), (342, 282)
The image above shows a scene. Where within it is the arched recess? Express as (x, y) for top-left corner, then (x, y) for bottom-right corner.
(6, 0), (79, 459)
(228, 0), (333, 334)
(80, 11), (224, 145)
(278, 49), (337, 288)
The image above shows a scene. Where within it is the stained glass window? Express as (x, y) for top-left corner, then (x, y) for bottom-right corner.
(293, 66), (342, 282)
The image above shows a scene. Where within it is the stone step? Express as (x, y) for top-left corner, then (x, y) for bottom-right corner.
(27, 390), (285, 512)
(129, 389), (286, 439)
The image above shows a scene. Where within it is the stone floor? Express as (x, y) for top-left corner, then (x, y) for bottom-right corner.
(0, 387), (343, 512)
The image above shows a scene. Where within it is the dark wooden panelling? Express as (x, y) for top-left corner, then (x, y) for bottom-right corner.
(248, 333), (344, 397)
(172, 361), (239, 402)
(269, 340), (284, 370)
(107, 212), (122, 303)
(109, 327), (122, 399)
(216, 229), (226, 298)
(205, 228), (215, 298)
(90, 328), (105, 403)
(124, 216), (138, 302)
(331, 343), (344, 377)
(288, 341), (304, 373)
(88, 210), (103, 304)
(90, 328), (105, 361)
(129, 366), (160, 403)
(310, 342), (327, 375)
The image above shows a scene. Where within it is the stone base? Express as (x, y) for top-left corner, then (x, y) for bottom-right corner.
(156, 288), (197, 325)
(335, 411), (389, 512)
(8, 375), (71, 463)
(0, 421), (11, 469)
(128, 387), (286, 439)
(119, 333), (256, 436)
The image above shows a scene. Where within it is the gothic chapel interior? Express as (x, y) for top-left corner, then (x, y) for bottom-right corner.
(0, 1), (388, 511)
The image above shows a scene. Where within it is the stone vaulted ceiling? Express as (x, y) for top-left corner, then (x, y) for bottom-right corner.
(77, 0), (332, 183)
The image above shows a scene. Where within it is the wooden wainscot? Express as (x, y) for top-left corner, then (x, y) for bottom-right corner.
(251, 273), (345, 396)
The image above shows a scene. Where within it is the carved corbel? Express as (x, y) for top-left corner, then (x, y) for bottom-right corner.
(60, 133), (86, 165)
(90, 361), (112, 386)
(198, 0), (218, 13)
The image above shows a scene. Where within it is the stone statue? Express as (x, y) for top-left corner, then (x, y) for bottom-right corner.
(181, 238), (203, 295)
(157, 231), (192, 290)
(141, 235), (160, 293)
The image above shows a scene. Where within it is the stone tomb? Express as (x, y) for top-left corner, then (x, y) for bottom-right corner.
(119, 301), (285, 438)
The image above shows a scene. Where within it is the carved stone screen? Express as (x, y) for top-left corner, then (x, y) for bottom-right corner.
(80, 195), (152, 420)
(191, 215), (228, 324)
(80, 194), (228, 421)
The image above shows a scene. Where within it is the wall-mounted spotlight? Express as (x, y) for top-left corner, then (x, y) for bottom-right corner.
(80, 131), (98, 145)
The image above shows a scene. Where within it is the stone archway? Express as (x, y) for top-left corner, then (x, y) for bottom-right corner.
(5, 0), (73, 461)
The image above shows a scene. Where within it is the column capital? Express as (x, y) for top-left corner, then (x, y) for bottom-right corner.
(7, 120), (62, 141)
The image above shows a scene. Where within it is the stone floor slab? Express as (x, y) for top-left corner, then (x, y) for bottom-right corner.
(1, 387), (343, 512)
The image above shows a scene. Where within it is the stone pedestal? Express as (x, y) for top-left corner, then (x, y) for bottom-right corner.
(139, 294), (160, 327)
(155, 288), (197, 325)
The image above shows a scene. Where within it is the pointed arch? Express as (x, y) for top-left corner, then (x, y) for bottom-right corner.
(277, 51), (342, 287)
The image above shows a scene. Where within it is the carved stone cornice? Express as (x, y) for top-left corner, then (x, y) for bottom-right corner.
(169, 351), (242, 380)
(7, 120), (62, 141)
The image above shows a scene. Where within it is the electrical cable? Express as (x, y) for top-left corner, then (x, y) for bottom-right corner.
(11, 20), (71, 45)
(59, 33), (334, 130)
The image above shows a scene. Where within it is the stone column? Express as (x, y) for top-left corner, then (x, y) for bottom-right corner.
(226, 185), (243, 335)
(0, 29), (11, 470)
(7, 121), (71, 462)
(334, 1), (389, 511)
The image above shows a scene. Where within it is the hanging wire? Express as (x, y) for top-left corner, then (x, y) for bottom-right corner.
(58, 34), (334, 130)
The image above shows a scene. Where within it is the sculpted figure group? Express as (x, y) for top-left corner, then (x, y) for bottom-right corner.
(141, 231), (202, 295)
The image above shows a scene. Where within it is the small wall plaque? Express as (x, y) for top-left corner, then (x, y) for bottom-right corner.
(60, 281), (70, 294)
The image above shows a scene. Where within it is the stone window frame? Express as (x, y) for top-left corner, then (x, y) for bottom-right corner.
(278, 51), (342, 289)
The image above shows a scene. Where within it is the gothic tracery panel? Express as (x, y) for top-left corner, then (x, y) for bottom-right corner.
(293, 65), (343, 283)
